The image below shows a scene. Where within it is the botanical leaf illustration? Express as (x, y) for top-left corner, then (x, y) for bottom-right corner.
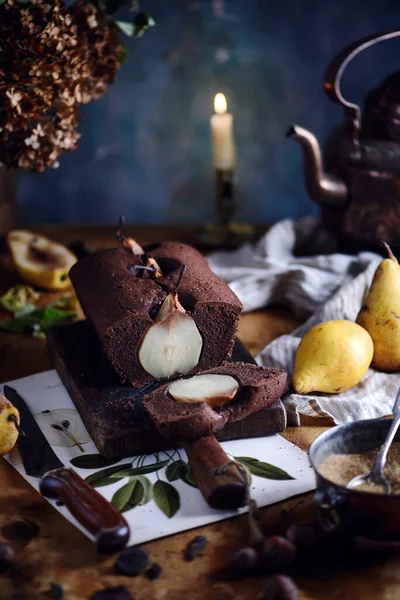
(109, 459), (169, 479)
(34, 408), (90, 451)
(112, 479), (145, 512)
(135, 476), (152, 506)
(235, 457), (294, 480)
(85, 463), (133, 488)
(152, 480), (180, 518)
(166, 460), (187, 482)
(182, 465), (198, 488)
(70, 454), (121, 469)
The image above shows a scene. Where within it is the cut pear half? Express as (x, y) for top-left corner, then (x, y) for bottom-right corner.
(7, 230), (77, 290)
(169, 374), (239, 408)
(138, 292), (203, 379)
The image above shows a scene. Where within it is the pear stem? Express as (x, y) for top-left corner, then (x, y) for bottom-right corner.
(116, 215), (125, 243)
(382, 241), (398, 263)
(176, 264), (187, 290)
(8, 414), (25, 437)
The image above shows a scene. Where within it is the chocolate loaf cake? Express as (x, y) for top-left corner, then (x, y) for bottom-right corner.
(143, 362), (287, 442)
(69, 243), (242, 387)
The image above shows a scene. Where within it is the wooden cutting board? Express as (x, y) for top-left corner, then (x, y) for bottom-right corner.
(47, 320), (286, 459)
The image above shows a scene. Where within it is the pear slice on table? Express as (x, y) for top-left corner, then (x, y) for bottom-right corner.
(292, 320), (374, 395)
(7, 230), (77, 291)
(169, 374), (239, 408)
(356, 243), (400, 371)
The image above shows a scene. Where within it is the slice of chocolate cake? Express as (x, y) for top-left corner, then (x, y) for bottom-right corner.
(70, 243), (242, 388)
(143, 362), (287, 442)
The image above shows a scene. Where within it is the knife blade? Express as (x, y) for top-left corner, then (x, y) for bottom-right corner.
(3, 385), (130, 554)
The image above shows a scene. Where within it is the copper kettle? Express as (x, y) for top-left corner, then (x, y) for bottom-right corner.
(287, 29), (400, 254)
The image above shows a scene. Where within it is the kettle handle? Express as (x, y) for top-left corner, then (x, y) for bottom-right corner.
(324, 29), (400, 141)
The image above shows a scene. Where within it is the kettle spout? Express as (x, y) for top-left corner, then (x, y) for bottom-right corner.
(286, 125), (348, 207)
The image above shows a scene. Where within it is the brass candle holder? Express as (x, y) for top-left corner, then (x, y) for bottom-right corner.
(196, 169), (256, 249)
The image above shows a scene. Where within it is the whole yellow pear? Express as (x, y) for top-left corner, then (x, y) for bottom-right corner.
(292, 320), (374, 394)
(356, 243), (400, 371)
(0, 395), (20, 456)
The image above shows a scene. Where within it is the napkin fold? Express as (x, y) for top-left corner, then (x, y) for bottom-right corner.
(208, 218), (399, 426)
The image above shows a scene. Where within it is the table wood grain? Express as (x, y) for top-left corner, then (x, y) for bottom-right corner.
(0, 225), (398, 600)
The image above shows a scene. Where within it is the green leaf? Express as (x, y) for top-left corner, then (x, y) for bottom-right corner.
(112, 479), (145, 512)
(133, 12), (155, 38)
(182, 465), (198, 488)
(134, 475), (152, 506)
(166, 460), (187, 482)
(70, 454), (121, 469)
(115, 20), (134, 36)
(152, 480), (180, 518)
(0, 307), (75, 334)
(85, 463), (132, 488)
(109, 459), (169, 478)
(235, 457), (294, 480)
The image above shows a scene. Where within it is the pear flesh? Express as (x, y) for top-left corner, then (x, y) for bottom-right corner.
(169, 374), (239, 408)
(356, 244), (400, 371)
(7, 230), (77, 291)
(138, 292), (203, 379)
(0, 395), (20, 457)
(292, 320), (374, 395)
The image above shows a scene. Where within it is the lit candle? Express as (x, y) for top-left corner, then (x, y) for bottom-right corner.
(210, 93), (236, 170)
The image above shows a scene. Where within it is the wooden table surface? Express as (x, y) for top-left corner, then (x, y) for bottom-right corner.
(0, 225), (399, 600)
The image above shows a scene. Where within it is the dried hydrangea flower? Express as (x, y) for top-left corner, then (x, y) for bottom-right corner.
(0, 0), (122, 172)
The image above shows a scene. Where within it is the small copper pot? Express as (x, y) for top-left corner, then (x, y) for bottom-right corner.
(309, 419), (400, 550)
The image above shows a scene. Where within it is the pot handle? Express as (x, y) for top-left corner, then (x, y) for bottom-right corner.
(324, 29), (400, 141)
(314, 487), (346, 533)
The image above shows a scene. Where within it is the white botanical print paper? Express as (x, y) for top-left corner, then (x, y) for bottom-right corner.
(1, 370), (316, 545)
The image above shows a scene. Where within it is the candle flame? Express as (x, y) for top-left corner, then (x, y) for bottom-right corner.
(214, 93), (227, 114)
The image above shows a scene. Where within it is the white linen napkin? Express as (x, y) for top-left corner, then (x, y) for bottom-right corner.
(208, 218), (399, 426)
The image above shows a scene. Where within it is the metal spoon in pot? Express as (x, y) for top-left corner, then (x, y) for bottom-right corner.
(347, 387), (400, 494)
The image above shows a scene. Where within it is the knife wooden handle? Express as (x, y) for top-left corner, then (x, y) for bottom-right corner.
(183, 435), (247, 510)
(40, 467), (130, 554)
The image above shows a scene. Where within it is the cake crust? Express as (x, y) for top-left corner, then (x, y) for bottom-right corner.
(69, 243), (243, 387)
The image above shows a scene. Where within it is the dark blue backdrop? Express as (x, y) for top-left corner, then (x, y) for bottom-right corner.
(18, 0), (400, 225)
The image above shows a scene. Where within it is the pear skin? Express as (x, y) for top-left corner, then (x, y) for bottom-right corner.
(292, 320), (374, 395)
(356, 243), (400, 371)
(0, 395), (20, 457)
(7, 230), (77, 291)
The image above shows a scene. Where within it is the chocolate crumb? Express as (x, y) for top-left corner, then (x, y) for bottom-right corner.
(2, 519), (40, 544)
(90, 586), (133, 600)
(145, 562), (162, 580)
(261, 574), (298, 600)
(115, 545), (150, 576)
(184, 535), (208, 561)
(0, 542), (15, 573)
(48, 581), (63, 599)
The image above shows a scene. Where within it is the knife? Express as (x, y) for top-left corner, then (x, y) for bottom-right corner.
(3, 385), (130, 554)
